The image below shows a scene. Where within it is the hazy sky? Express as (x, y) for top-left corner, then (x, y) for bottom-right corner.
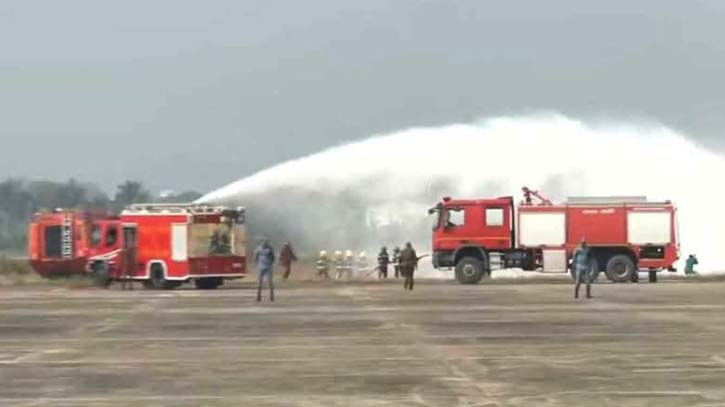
(1, 0), (724, 193)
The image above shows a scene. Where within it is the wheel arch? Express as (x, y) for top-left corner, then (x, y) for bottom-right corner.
(87, 259), (108, 272)
(453, 246), (488, 265)
(146, 260), (168, 279)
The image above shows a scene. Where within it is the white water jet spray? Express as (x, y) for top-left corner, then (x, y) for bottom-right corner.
(200, 114), (725, 273)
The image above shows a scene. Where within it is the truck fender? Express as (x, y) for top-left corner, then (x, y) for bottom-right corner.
(453, 246), (488, 265)
(145, 260), (168, 280)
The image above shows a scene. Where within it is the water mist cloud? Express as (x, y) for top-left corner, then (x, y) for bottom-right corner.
(200, 114), (724, 272)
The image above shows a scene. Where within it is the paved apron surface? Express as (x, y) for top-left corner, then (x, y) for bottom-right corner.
(0, 280), (722, 406)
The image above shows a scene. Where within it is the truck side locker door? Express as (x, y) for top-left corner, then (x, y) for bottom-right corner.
(480, 205), (511, 250)
(122, 226), (138, 277)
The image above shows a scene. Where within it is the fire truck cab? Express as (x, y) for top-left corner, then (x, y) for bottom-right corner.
(429, 187), (679, 285)
(29, 210), (127, 279)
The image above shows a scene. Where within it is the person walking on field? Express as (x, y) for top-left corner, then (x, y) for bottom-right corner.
(254, 239), (276, 302)
(399, 242), (418, 291)
(279, 242), (298, 280)
(377, 246), (390, 279)
(573, 238), (593, 299)
(684, 254), (698, 276)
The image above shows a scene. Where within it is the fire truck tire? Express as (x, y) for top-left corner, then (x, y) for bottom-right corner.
(194, 278), (222, 290)
(568, 258), (601, 282)
(91, 262), (111, 288)
(605, 255), (636, 283)
(455, 257), (486, 285)
(648, 269), (658, 283)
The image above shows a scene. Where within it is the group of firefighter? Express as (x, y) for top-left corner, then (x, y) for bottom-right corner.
(314, 243), (419, 289)
(252, 240), (420, 301)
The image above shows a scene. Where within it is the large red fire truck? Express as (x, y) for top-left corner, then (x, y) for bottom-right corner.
(28, 204), (247, 289)
(429, 187), (679, 284)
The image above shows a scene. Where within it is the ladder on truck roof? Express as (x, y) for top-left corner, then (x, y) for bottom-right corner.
(520, 186), (672, 206)
(566, 196), (648, 204)
(123, 203), (245, 215)
(61, 212), (73, 259)
(565, 196), (672, 205)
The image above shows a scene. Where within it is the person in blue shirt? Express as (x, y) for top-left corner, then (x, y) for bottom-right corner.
(684, 254), (699, 276)
(573, 239), (593, 299)
(254, 239), (276, 302)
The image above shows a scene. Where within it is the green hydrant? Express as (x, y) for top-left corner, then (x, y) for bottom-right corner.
(684, 254), (698, 276)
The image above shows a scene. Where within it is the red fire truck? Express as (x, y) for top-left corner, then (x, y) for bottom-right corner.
(429, 187), (679, 284)
(28, 204), (247, 289)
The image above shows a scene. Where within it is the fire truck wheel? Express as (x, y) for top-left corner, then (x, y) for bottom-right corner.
(605, 255), (636, 283)
(455, 257), (486, 285)
(568, 258), (601, 282)
(194, 278), (223, 290)
(91, 262), (111, 288)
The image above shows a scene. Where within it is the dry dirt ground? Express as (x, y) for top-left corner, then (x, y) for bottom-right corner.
(0, 278), (723, 407)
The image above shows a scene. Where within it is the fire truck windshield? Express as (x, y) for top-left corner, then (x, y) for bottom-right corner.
(428, 205), (442, 231)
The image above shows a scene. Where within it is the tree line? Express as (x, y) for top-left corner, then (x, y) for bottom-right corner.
(0, 178), (201, 253)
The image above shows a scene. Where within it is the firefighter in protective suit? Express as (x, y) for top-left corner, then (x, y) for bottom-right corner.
(316, 251), (331, 279)
(343, 250), (355, 279)
(279, 242), (297, 280)
(377, 246), (390, 279)
(356, 251), (369, 275)
(400, 242), (418, 290)
(573, 239), (593, 299)
(334, 251), (346, 279)
(392, 246), (401, 278)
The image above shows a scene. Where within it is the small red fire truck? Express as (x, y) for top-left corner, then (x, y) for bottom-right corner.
(429, 187), (679, 284)
(28, 204), (247, 289)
